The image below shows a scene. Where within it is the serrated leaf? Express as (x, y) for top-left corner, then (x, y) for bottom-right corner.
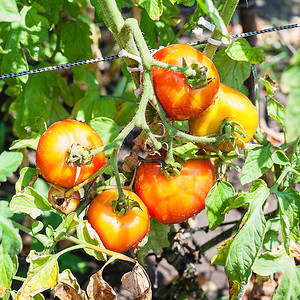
(0, 151), (23, 182)
(285, 89), (300, 142)
(61, 20), (92, 61)
(205, 181), (235, 230)
(240, 145), (274, 185)
(54, 213), (79, 241)
(76, 220), (106, 261)
(16, 251), (59, 300)
(226, 38), (265, 65)
(225, 180), (269, 285)
(266, 96), (286, 132)
(0, 249), (18, 298)
(275, 188), (300, 254)
(137, 219), (170, 262)
(0, 0), (20, 22)
(262, 217), (281, 251)
(10, 186), (52, 219)
(0, 202), (22, 256)
(213, 47), (251, 91)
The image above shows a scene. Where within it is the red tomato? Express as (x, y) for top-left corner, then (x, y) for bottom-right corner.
(48, 186), (81, 214)
(36, 120), (105, 188)
(87, 189), (150, 253)
(152, 44), (220, 121)
(135, 157), (215, 224)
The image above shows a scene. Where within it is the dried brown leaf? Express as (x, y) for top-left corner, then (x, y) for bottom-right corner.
(122, 151), (139, 172)
(121, 263), (152, 300)
(54, 269), (87, 300)
(290, 240), (300, 265)
(87, 269), (117, 300)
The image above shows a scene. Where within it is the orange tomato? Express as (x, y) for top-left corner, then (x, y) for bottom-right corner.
(189, 83), (258, 152)
(87, 189), (150, 253)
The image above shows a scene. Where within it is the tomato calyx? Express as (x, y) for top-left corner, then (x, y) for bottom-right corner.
(111, 196), (141, 217)
(159, 161), (182, 179)
(182, 58), (216, 90)
(66, 143), (94, 167)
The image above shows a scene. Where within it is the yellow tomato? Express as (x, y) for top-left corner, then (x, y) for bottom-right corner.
(189, 83), (258, 152)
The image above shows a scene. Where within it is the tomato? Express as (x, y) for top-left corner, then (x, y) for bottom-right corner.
(36, 120), (105, 188)
(152, 44), (220, 121)
(135, 157), (215, 224)
(87, 189), (150, 253)
(48, 186), (81, 214)
(189, 83), (259, 152)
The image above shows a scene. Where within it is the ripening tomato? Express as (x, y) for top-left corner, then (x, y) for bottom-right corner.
(36, 120), (105, 188)
(135, 157), (215, 224)
(152, 44), (220, 121)
(87, 189), (150, 253)
(48, 186), (81, 214)
(189, 83), (258, 152)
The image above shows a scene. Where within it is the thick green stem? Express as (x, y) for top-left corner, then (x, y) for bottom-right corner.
(92, 0), (140, 86)
(111, 150), (126, 201)
(203, 0), (239, 59)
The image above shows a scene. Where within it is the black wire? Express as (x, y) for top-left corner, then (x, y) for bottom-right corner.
(0, 24), (299, 80)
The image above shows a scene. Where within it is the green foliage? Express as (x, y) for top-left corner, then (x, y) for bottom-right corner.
(0, 151), (23, 182)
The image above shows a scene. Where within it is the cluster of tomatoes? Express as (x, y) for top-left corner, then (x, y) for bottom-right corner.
(35, 44), (258, 254)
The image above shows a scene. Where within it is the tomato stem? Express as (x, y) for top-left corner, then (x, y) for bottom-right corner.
(203, 0), (239, 59)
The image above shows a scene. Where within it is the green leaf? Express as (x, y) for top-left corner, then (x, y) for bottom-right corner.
(225, 38), (265, 65)
(253, 246), (291, 277)
(54, 213), (79, 241)
(140, 9), (158, 48)
(58, 254), (88, 275)
(89, 117), (124, 156)
(240, 145), (274, 185)
(1, 23), (29, 85)
(211, 237), (234, 266)
(266, 96), (286, 132)
(16, 251), (59, 300)
(225, 180), (269, 285)
(154, 20), (176, 46)
(15, 167), (38, 193)
(205, 181), (235, 230)
(281, 48), (300, 94)
(213, 48), (251, 91)
(76, 220), (106, 261)
(272, 260), (300, 299)
(0, 249), (18, 298)
(10, 186), (52, 219)
(0, 151), (23, 182)
(61, 20), (92, 61)
(114, 102), (138, 126)
(272, 150), (290, 166)
(285, 89), (300, 142)
(137, 219), (170, 262)
(204, 0), (228, 36)
(136, 0), (163, 20)
(0, 0), (20, 22)
(0, 201), (22, 256)
(262, 217), (281, 251)
(275, 188), (300, 254)
(173, 143), (200, 162)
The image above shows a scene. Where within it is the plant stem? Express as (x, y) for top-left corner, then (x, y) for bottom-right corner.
(67, 235), (135, 263)
(252, 64), (260, 117)
(13, 276), (26, 282)
(54, 244), (85, 258)
(111, 149), (126, 201)
(93, 0), (140, 86)
(203, 0), (239, 59)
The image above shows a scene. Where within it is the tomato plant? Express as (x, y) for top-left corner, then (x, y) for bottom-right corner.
(1, 0), (299, 299)
(48, 186), (81, 215)
(87, 189), (150, 253)
(152, 44), (220, 121)
(189, 83), (259, 152)
(36, 120), (106, 188)
(135, 157), (215, 224)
